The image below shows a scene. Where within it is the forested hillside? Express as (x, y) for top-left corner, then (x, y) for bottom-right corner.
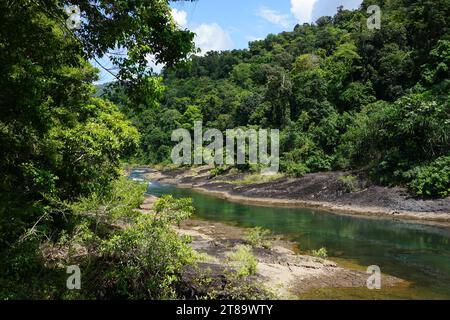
(116, 0), (449, 198)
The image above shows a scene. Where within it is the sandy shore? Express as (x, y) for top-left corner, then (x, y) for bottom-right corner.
(143, 166), (450, 226)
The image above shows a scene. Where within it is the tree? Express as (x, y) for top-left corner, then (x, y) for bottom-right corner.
(0, 0), (195, 273)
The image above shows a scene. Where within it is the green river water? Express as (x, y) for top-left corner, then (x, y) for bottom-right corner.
(132, 170), (450, 299)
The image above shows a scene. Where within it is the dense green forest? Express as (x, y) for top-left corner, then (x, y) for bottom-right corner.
(110, 0), (450, 198)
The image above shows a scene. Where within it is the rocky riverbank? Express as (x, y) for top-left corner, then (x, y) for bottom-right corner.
(138, 194), (403, 299)
(142, 166), (450, 226)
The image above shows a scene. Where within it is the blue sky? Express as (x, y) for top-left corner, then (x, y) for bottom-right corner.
(94, 0), (362, 83)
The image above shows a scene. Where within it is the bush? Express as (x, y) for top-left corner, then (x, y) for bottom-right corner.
(304, 151), (333, 172)
(284, 161), (310, 177)
(407, 156), (450, 198)
(311, 247), (328, 259)
(244, 227), (272, 249)
(339, 175), (358, 193)
(96, 195), (195, 299)
(153, 195), (195, 224)
(0, 178), (197, 299)
(282, 136), (333, 176)
(227, 245), (258, 277)
(210, 166), (230, 177)
(99, 215), (195, 299)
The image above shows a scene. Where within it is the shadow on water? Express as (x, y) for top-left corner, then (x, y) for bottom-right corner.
(142, 175), (450, 299)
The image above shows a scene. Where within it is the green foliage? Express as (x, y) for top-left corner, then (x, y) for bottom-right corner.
(1, 178), (197, 299)
(218, 274), (276, 300)
(407, 156), (450, 198)
(340, 93), (449, 188)
(79, 185), (194, 300)
(3, 0), (450, 300)
(423, 40), (450, 88)
(70, 176), (146, 220)
(244, 227), (272, 249)
(153, 195), (195, 224)
(227, 245), (258, 278)
(282, 133), (334, 175)
(210, 166), (230, 177)
(99, 197), (195, 299)
(0, 0), (196, 300)
(283, 162), (310, 178)
(1, 178), (143, 299)
(311, 247), (328, 259)
(69, 0), (195, 88)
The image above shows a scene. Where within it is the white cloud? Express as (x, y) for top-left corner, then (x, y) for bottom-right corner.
(290, 0), (318, 24)
(171, 7), (234, 56)
(257, 7), (291, 28)
(171, 8), (187, 28)
(193, 23), (234, 55)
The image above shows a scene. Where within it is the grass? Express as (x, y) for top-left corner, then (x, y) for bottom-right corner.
(339, 175), (358, 193)
(231, 173), (285, 185)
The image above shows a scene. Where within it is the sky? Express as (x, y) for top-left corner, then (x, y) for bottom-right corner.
(93, 0), (362, 83)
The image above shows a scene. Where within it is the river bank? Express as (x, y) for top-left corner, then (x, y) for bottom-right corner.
(141, 166), (450, 226)
(137, 195), (403, 299)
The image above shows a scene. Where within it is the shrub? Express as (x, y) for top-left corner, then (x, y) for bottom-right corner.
(311, 247), (328, 259)
(153, 195), (195, 224)
(284, 161), (310, 177)
(244, 227), (272, 249)
(96, 195), (196, 299)
(304, 151), (333, 172)
(227, 245), (258, 277)
(0, 177), (149, 299)
(220, 274), (276, 300)
(1, 178), (198, 300)
(99, 214), (195, 299)
(210, 166), (231, 178)
(339, 175), (358, 193)
(407, 156), (450, 198)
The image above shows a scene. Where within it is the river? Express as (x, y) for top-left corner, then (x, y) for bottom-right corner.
(130, 169), (450, 299)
